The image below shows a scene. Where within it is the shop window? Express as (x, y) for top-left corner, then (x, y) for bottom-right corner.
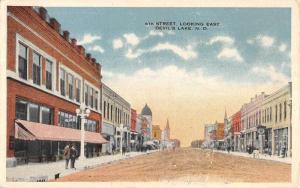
(28, 103), (39, 122)
(18, 42), (28, 80)
(45, 60), (52, 90)
(41, 106), (52, 124)
(32, 52), (41, 85)
(16, 99), (27, 120)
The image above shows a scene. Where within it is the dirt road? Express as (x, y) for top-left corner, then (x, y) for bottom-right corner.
(57, 148), (290, 182)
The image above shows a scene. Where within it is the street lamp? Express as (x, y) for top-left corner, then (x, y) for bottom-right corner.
(76, 104), (90, 161)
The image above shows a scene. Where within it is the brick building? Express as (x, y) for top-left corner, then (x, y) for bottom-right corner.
(7, 6), (107, 167)
(152, 125), (162, 140)
(232, 111), (241, 151)
(216, 122), (224, 141)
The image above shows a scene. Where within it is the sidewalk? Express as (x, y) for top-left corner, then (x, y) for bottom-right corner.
(213, 149), (291, 164)
(6, 150), (158, 182)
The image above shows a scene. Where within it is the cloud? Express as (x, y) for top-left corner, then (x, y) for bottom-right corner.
(208, 36), (235, 46)
(248, 35), (275, 48)
(125, 48), (145, 59)
(77, 33), (101, 45)
(123, 33), (140, 46)
(149, 30), (164, 37)
(88, 45), (104, 53)
(112, 38), (124, 49)
(217, 47), (244, 62)
(150, 42), (197, 60)
(279, 43), (287, 52)
(124, 42), (197, 60)
(251, 65), (289, 84)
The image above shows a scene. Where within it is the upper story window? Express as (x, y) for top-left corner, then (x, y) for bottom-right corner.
(60, 68), (66, 96)
(279, 103), (282, 121)
(45, 60), (53, 90)
(18, 43), (28, 80)
(68, 74), (74, 100)
(275, 105), (278, 122)
(284, 101), (287, 120)
(85, 84), (89, 106)
(33, 52), (41, 85)
(103, 101), (106, 119)
(75, 79), (81, 103)
(89, 87), (94, 108)
(270, 107), (272, 122)
(94, 90), (98, 110)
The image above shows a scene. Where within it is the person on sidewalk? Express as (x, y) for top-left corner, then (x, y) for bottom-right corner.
(63, 143), (70, 169)
(112, 143), (115, 155)
(70, 143), (78, 169)
(122, 146), (126, 155)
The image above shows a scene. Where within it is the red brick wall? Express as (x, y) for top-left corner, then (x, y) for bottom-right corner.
(6, 79), (102, 157)
(6, 6), (103, 158)
(232, 111), (241, 134)
(130, 109), (137, 132)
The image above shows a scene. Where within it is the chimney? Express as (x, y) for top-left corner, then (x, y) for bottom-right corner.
(71, 38), (77, 47)
(77, 45), (85, 55)
(39, 7), (47, 21)
(49, 18), (61, 33)
(63, 30), (70, 41)
(86, 53), (92, 61)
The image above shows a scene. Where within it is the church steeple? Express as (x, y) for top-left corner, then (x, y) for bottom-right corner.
(166, 118), (170, 129)
(224, 108), (228, 120)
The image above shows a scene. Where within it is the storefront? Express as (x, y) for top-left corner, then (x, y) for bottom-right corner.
(274, 127), (288, 156)
(101, 122), (115, 154)
(14, 119), (107, 165)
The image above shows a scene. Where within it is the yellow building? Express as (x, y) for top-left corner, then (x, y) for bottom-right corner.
(152, 125), (162, 140)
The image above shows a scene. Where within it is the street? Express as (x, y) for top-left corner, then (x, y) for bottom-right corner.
(56, 148), (291, 182)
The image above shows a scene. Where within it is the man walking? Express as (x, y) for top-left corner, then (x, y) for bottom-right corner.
(63, 143), (70, 169)
(70, 143), (78, 169)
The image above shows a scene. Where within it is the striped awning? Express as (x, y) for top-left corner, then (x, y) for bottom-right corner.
(15, 119), (108, 144)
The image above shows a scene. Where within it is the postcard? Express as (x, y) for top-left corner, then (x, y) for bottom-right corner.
(0, 0), (299, 188)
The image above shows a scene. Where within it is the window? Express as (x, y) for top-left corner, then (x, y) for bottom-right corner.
(41, 106), (52, 124)
(16, 99), (53, 125)
(270, 107), (272, 122)
(45, 60), (52, 90)
(76, 79), (81, 103)
(28, 103), (39, 122)
(85, 119), (97, 132)
(33, 52), (41, 85)
(16, 99), (27, 120)
(275, 105), (278, 122)
(111, 104), (113, 121)
(60, 69), (66, 96)
(94, 90), (98, 110)
(107, 102), (110, 120)
(279, 103), (282, 121)
(58, 111), (78, 129)
(89, 87), (94, 108)
(284, 101), (287, 120)
(68, 74), (74, 100)
(85, 85), (88, 106)
(103, 101), (106, 119)
(18, 43), (28, 80)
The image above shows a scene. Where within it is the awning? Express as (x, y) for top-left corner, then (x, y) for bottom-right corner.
(15, 119), (108, 144)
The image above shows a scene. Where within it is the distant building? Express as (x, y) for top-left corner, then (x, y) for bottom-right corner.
(130, 109), (138, 151)
(152, 125), (162, 140)
(232, 110), (241, 151)
(140, 104), (153, 141)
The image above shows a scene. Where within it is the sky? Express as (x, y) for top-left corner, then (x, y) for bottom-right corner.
(47, 7), (291, 147)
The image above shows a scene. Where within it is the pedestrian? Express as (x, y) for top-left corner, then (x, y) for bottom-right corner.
(112, 143), (115, 155)
(122, 146), (126, 155)
(70, 143), (78, 169)
(63, 143), (70, 169)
